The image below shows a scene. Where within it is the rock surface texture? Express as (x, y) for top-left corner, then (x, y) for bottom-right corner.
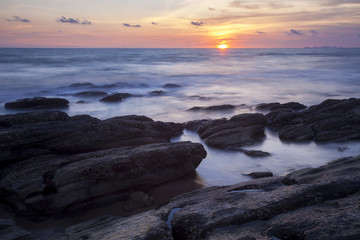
(4, 97), (69, 109)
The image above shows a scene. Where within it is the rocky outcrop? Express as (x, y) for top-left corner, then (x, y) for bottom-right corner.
(4, 97), (69, 109)
(0, 141), (206, 216)
(99, 93), (140, 102)
(163, 83), (181, 88)
(266, 98), (360, 142)
(257, 102), (307, 111)
(73, 91), (108, 97)
(0, 112), (183, 166)
(185, 113), (266, 150)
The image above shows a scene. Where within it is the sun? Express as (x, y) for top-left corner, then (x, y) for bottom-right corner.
(217, 44), (228, 49)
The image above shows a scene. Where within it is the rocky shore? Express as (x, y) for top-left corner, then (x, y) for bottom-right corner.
(1, 98), (359, 239)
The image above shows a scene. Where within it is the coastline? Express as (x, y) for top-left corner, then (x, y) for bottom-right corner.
(0, 97), (360, 239)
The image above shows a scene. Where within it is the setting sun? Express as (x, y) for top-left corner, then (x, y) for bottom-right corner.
(217, 44), (228, 49)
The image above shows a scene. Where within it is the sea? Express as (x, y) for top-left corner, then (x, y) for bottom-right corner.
(1, 48), (360, 186)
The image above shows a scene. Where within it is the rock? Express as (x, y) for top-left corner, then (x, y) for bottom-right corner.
(244, 171), (274, 178)
(0, 142), (206, 216)
(69, 83), (95, 88)
(187, 104), (236, 111)
(123, 191), (154, 212)
(64, 211), (171, 240)
(100, 93), (140, 102)
(0, 218), (38, 240)
(4, 97), (69, 109)
(271, 98), (360, 142)
(0, 112), (184, 166)
(163, 83), (181, 88)
(184, 119), (209, 132)
(256, 102), (307, 111)
(73, 91), (108, 97)
(190, 113), (266, 150)
(149, 90), (166, 96)
(188, 95), (211, 100)
(242, 150), (271, 157)
(164, 155), (360, 239)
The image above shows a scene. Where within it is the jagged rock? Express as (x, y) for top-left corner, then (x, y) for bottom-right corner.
(0, 112), (184, 166)
(73, 91), (108, 97)
(4, 97), (69, 109)
(163, 83), (181, 88)
(270, 98), (360, 142)
(187, 113), (266, 150)
(0, 142), (206, 216)
(256, 102), (307, 111)
(0, 218), (38, 240)
(187, 104), (236, 112)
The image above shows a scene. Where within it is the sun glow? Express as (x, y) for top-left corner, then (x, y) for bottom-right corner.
(217, 44), (228, 49)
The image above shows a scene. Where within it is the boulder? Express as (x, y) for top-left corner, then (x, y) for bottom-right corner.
(0, 142), (206, 216)
(0, 218), (38, 240)
(242, 150), (271, 157)
(149, 90), (166, 96)
(68, 83), (95, 88)
(4, 97), (69, 109)
(187, 113), (266, 150)
(99, 93), (136, 102)
(256, 102), (307, 111)
(244, 171), (274, 178)
(269, 98), (360, 142)
(163, 83), (181, 88)
(0, 112), (184, 166)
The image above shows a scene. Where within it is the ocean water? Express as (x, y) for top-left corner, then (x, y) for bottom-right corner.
(1, 48), (360, 186)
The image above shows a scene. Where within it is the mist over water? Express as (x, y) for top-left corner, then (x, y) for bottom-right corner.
(1, 48), (360, 185)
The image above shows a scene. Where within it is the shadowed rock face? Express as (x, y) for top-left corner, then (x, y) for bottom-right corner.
(54, 155), (360, 240)
(266, 98), (360, 142)
(4, 97), (69, 109)
(0, 112), (184, 166)
(186, 113), (266, 150)
(0, 142), (206, 216)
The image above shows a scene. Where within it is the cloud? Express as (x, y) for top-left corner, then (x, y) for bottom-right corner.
(191, 21), (204, 26)
(287, 29), (303, 36)
(256, 31), (266, 34)
(208, 7), (215, 11)
(230, 1), (259, 9)
(309, 30), (319, 36)
(269, 2), (293, 8)
(57, 16), (92, 25)
(321, 0), (360, 6)
(123, 23), (141, 28)
(151, 22), (159, 25)
(6, 16), (30, 23)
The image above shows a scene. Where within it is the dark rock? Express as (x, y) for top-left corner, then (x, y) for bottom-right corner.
(184, 119), (210, 131)
(244, 171), (274, 178)
(0, 218), (38, 240)
(100, 93), (140, 102)
(190, 113), (266, 150)
(0, 112), (184, 166)
(64, 211), (171, 240)
(188, 95), (211, 100)
(149, 90), (166, 96)
(188, 104), (236, 112)
(123, 191), (154, 212)
(73, 91), (108, 97)
(69, 83), (95, 88)
(4, 97), (69, 109)
(257, 102), (307, 111)
(163, 83), (181, 88)
(271, 98), (360, 142)
(242, 150), (271, 157)
(0, 142), (206, 215)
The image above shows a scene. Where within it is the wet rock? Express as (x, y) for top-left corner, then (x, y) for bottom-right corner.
(184, 119), (209, 132)
(149, 90), (166, 96)
(73, 91), (108, 97)
(163, 83), (181, 88)
(4, 97), (69, 109)
(242, 150), (271, 157)
(271, 98), (360, 142)
(187, 104), (236, 111)
(100, 93), (140, 102)
(0, 218), (38, 240)
(244, 171), (274, 178)
(64, 211), (171, 240)
(0, 112), (184, 166)
(190, 113), (266, 150)
(0, 142), (206, 216)
(257, 102), (307, 111)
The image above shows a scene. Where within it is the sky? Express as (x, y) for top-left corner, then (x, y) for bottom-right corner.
(0, 0), (359, 48)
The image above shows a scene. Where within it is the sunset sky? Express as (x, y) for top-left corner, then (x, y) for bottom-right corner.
(1, 0), (359, 48)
